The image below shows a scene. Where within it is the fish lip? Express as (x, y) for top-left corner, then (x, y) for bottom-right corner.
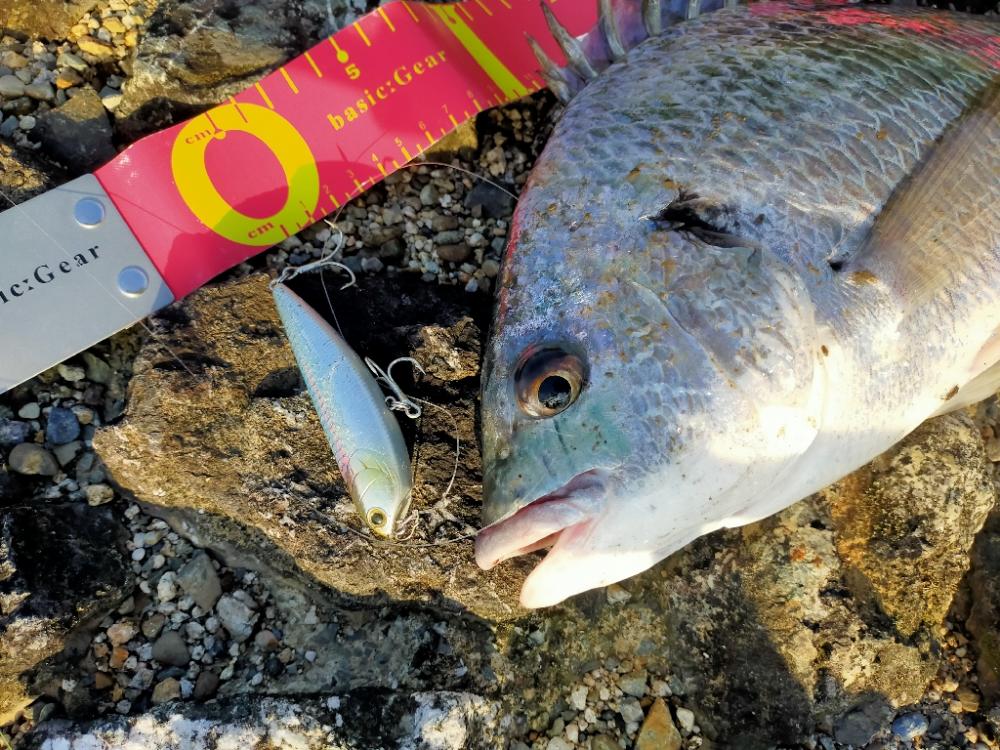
(475, 468), (607, 570)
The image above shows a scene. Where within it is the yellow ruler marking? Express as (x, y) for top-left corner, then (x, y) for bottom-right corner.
(457, 4), (474, 21)
(416, 142), (425, 155)
(354, 178), (365, 191)
(498, 0), (511, 8)
(329, 194), (341, 209)
(400, 145), (412, 161)
(391, 158), (400, 168)
(472, 97), (481, 109)
(425, 130), (435, 144)
(304, 51), (323, 77)
(354, 21), (371, 46)
(228, 96), (248, 122)
(430, 5), (529, 101)
(475, 0), (493, 16)
(449, 113), (459, 128)
(401, 1), (420, 22)
(279, 67), (299, 94)
(377, 6), (396, 31)
(377, 161), (387, 176)
(255, 82), (274, 109)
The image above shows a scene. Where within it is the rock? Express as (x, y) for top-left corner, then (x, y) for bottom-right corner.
(94, 274), (513, 620)
(464, 180), (515, 220)
(828, 412), (995, 637)
(409, 318), (481, 382)
(106, 622), (136, 647)
(968, 510), (1000, 701)
(141, 613), (166, 640)
(0, 419), (32, 447)
(85, 483), (115, 506)
(0, 504), (131, 722)
(425, 119), (478, 159)
(53, 440), (82, 466)
(82, 353), (113, 384)
(93, 672), (114, 691)
(0, 0), (99, 38)
(24, 82), (54, 102)
(114, 0), (334, 141)
(45, 406), (81, 445)
(674, 706), (695, 733)
(31, 692), (503, 748)
(636, 698), (683, 750)
(76, 36), (115, 60)
(619, 670), (648, 698)
(254, 629), (279, 652)
(620, 697), (645, 724)
(216, 594), (256, 643)
(9, 443), (59, 476)
(176, 552), (222, 611)
(17, 403), (40, 420)
(0, 75), (25, 98)
(891, 712), (929, 740)
(151, 677), (181, 705)
(192, 671), (219, 700)
(546, 738), (572, 750)
(35, 88), (116, 173)
(437, 242), (471, 263)
(833, 699), (893, 746)
(152, 631), (190, 667)
(156, 571), (178, 602)
(419, 183), (440, 206)
(0, 141), (58, 206)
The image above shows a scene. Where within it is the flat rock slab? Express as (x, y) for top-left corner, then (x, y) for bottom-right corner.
(94, 273), (532, 620)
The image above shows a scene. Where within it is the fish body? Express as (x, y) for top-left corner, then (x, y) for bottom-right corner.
(272, 283), (412, 535)
(476, 2), (1000, 607)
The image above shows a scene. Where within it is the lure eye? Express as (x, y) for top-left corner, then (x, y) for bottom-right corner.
(367, 508), (388, 531)
(515, 347), (587, 418)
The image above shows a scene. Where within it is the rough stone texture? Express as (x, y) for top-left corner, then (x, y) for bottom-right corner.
(0, 504), (131, 722)
(114, 0), (342, 140)
(502, 414), (995, 749)
(0, 141), (61, 205)
(25, 692), (504, 749)
(0, 0), (99, 39)
(828, 413), (996, 638)
(94, 273), (532, 621)
(967, 508), (1000, 702)
(34, 88), (116, 173)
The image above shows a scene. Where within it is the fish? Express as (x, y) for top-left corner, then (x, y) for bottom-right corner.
(475, 0), (1000, 608)
(271, 282), (413, 536)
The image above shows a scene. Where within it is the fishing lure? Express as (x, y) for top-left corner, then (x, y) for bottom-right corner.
(271, 280), (413, 536)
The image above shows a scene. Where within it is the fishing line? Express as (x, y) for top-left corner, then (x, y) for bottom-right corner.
(0, 185), (198, 380)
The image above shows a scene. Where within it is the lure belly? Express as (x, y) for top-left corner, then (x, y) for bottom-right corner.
(271, 282), (413, 536)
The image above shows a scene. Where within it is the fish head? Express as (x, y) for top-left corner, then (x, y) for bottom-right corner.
(477, 137), (825, 608)
(349, 450), (412, 537)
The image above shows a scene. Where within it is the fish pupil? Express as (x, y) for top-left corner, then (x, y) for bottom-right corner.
(538, 375), (572, 410)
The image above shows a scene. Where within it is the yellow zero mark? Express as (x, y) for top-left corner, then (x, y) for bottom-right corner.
(171, 103), (320, 247)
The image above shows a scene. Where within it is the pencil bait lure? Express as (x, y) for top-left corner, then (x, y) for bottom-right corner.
(271, 281), (413, 536)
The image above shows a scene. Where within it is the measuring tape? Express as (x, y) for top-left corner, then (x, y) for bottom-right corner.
(96, 0), (596, 299)
(0, 0), (597, 392)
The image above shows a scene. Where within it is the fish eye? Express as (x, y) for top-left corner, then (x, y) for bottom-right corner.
(515, 347), (587, 418)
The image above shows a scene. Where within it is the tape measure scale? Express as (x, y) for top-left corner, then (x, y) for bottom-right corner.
(94, 0), (598, 300)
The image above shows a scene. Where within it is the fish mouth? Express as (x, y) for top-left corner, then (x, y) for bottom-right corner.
(475, 469), (607, 570)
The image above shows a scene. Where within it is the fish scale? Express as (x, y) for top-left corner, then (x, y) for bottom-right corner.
(476, 1), (1000, 607)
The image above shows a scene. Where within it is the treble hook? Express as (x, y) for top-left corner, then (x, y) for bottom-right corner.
(365, 357), (426, 419)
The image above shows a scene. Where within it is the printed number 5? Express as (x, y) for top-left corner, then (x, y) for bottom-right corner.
(345, 64), (360, 80)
